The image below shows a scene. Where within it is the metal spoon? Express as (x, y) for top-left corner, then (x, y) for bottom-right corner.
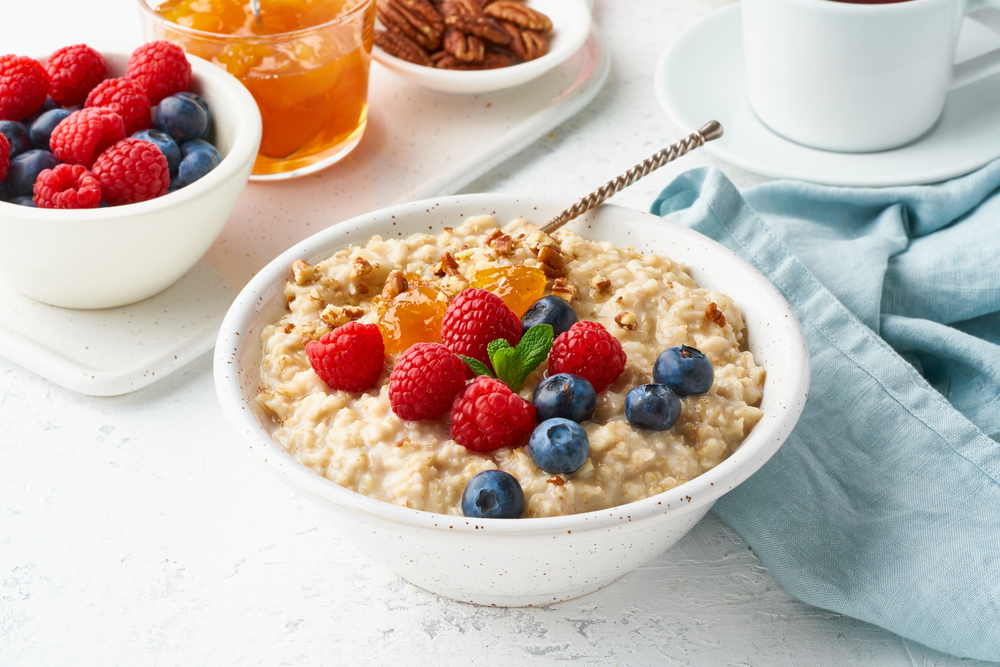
(539, 120), (723, 235)
(250, 0), (262, 26)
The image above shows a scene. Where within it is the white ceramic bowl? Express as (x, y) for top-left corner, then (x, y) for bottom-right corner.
(0, 46), (262, 310)
(373, 0), (592, 94)
(214, 194), (810, 606)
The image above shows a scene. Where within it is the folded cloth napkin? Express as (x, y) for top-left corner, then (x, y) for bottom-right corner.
(651, 162), (1000, 662)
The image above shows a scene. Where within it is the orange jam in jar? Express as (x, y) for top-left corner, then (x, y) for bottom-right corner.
(378, 286), (449, 354)
(147, 0), (375, 178)
(471, 265), (546, 318)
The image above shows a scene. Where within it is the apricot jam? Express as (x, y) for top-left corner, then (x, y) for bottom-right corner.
(378, 286), (448, 354)
(151, 0), (375, 177)
(471, 265), (546, 318)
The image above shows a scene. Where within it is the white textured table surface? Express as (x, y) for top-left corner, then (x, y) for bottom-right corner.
(2, 2), (993, 666)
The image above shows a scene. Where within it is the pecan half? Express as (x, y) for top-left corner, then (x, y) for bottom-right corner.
(484, 228), (514, 255)
(377, 0), (441, 51)
(484, 0), (552, 32)
(615, 311), (638, 331)
(433, 54), (486, 69)
(441, 0), (511, 45)
(374, 30), (433, 65)
(705, 301), (727, 328)
(291, 259), (318, 286)
(443, 26), (485, 61)
(500, 21), (547, 61)
(395, 0), (445, 45)
(551, 277), (577, 302)
(537, 244), (567, 278)
(482, 46), (517, 68)
(381, 270), (408, 301)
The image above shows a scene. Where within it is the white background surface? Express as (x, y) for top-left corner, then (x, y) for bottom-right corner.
(3, 1), (995, 665)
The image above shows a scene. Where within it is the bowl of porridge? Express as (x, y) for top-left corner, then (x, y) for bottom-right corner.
(214, 193), (809, 606)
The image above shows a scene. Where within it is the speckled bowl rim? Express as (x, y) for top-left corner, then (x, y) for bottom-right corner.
(214, 193), (810, 536)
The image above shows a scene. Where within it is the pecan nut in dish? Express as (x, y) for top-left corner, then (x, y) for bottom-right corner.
(500, 21), (548, 61)
(377, 0), (442, 51)
(484, 0), (552, 32)
(374, 29), (434, 65)
(441, 0), (512, 45)
(443, 26), (486, 62)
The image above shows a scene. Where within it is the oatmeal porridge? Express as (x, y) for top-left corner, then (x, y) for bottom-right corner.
(256, 215), (765, 518)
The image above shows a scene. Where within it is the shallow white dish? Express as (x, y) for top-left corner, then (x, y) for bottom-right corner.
(214, 193), (810, 607)
(0, 46), (261, 309)
(373, 0), (591, 94)
(655, 4), (1000, 187)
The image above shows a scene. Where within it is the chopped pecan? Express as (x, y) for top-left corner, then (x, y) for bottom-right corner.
(525, 230), (557, 255)
(615, 311), (638, 331)
(484, 228), (514, 255)
(351, 256), (373, 279)
(320, 304), (366, 328)
(499, 21), (547, 61)
(374, 29), (433, 66)
(441, 0), (511, 45)
(291, 259), (319, 286)
(705, 301), (727, 328)
(378, 0), (442, 51)
(537, 244), (567, 278)
(551, 277), (577, 302)
(396, 438), (411, 448)
(283, 322), (295, 334)
(484, 0), (552, 32)
(590, 274), (611, 293)
(443, 26), (485, 61)
(381, 270), (409, 301)
(547, 476), (565, 486)
(433, 251), (460, 276)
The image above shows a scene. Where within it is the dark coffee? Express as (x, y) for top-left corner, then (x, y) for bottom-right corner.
(828, 0), (914, 3)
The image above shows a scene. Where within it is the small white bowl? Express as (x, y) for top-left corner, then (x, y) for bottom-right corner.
(214, 193), (810, 607)
(373, 0), (592, 94)
(0, 46), (262, 310)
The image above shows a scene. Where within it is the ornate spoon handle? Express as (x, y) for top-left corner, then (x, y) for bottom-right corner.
(539, 121), (723, 236)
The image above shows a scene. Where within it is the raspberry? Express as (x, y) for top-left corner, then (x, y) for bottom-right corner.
(91, 138), (170, 206)
(450, 376), (536, 451)
(44, 44), (107, 107)
(85, 78), (151, 136)
(0, 55), (50, 121)
(126, 41), (191, 105)
(548, 321), (627, 393)
(33, 164), (101, 209)
(305, 322), (385, 392)
(0, 132), (8, 182)
(50, 106), (125, 168)
(389, 343), (468, 420)
(440, 288), (522, 365)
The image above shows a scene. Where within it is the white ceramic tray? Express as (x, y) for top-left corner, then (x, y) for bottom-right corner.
(0, 29), (610, 396)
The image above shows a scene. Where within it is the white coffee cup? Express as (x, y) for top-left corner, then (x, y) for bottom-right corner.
(742, 0), (1000, 153)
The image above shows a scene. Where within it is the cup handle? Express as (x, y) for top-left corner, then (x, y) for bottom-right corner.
(952, 0), (1000, 89)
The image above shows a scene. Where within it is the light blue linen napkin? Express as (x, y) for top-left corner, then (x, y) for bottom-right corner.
(651, 162), (1000, 662)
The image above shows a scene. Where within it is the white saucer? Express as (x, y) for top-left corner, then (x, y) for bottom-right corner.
(655, 4), (1000, 187)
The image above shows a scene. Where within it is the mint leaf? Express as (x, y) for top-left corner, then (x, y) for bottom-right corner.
(485, 324), (554, 392)
(460, 356), (494, 379)
(487, 338), (511, 358)
(490, 347), (522, 389)
(511, 324), (554, 390)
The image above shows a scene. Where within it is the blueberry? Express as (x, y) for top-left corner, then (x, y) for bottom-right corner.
(532, 373), (596, 423)
(9, 196), (36, 207)
(29, 109), (73, 152)
(153, 95), (209, 144)
(0, 121), (32, 161)
(21, 97), (60, 127)
(461, 470), (525, 519)
(170, 148), (221, 190)
(521, 295), (578, 337)
(624, 384), (681, 431)
(0, 181), (8, 202)
(5, 150), (60, 198)
(653, 345), (714, 396)
(132, 129), (182, 176)
(528, 418), (589, 475)
(175, 92), (212, 140)
(179, 139), (222, 162)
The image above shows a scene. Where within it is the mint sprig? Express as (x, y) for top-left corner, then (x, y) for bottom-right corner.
(460, 324), (554, 392)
